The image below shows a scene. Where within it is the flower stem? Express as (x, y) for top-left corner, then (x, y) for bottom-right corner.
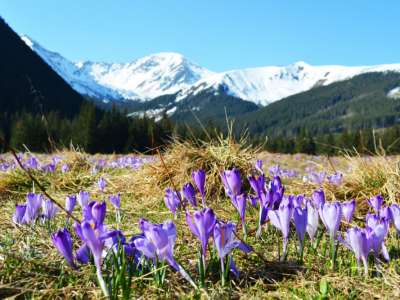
(220, 257), (225, 286)
(96, 268), (110, 299)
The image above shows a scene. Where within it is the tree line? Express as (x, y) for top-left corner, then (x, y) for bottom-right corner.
(1, 101), (400, 155)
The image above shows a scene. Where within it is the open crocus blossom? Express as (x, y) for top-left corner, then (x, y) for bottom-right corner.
(221, 168), (242, 199)
(182, 183), (197, 207)
(341, 199), (356, 223)
(368, 195), (383, 213)
(77, 190), (90, 207)
(134, 219), (197, 288)
(51, 228), (76, 269)
(192, 169), (206, 206)
(306, 200), (319, 243)
(213, 221), (252, 283)
(268, 203), (293, 260)
(343, 227), (370, 276)
(164, 188), (181, 217)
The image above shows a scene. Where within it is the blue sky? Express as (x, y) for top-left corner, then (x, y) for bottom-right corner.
(1, 0), (399, 71)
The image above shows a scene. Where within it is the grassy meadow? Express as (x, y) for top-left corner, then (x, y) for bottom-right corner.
(1, 137), (400, 299)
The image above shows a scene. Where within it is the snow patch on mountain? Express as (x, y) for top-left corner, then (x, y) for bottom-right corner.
(21, 35), (400, 106)
(181, 62), (400, 106)
(388, 87), (400, 99)
(21, 35), (128, 101)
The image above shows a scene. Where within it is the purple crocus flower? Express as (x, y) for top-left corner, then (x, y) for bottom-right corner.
(186, 208), (216, 257)
(343, 227), (370, 276)
(82, 201), (96, 222)
(42, 199), (59, 220)
(61, 164), (69, 173)
(341, 199), (356, 223)
(231, 193), (247, 231)
(213, 222), (252, 258)
(23, 193), (43, 223)
(77, 191), (90, 208)
(134, 219), (198, 287)
(366, 219), (390, 262)
(248, 174), (266, 199)
(368, 195), (383, 213)
(320, 202), (342, 239)
(366, 213), (380, 229)
(268, 204), (293, 260)
(182, 183), (197, 207)
(164, 188), (181, 217)
(379, 206), (393, 223)
(268, 176), (285, 209)
(109, 193), (121, 209)
(306, 200), (319, 243)
(269, 165), (281, 177)
(98, 177), (106, 192)
(12, 205), (27, 224)
(221, 168), (242, 198)
(293, 195), (305, 208)
(308, 171), (326, 185)
(255, 159), (263, 174)
(81, 221), (109, 296)
(76, 244), (90, 264)
(134, 219), (177, 266)
(213, 221), (252, 279)
(312, 189), (325, 209)
(293, 206), (308, 252)
(327, 173), (343, 186)
(92, 201), (106, 227)
(390, 204), (400, 234)
(81, 221), (104, 270)
(65, 195), (77, 215)
(51, 228), (76, 269)
(26, 156), (39, 169)
(192, 169), (206, 206)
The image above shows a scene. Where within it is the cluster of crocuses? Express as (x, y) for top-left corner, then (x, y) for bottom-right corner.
(303, 168), (343, 186)
(164, 160), (397, 278)
(90, 156), (154, 174)
(13, 193), (59, 224)
(163, 169), (253, 287)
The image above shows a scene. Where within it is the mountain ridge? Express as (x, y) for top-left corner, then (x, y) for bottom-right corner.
(21, 35), (400, 107)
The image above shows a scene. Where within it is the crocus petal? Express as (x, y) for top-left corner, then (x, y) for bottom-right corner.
(51, 228), (76, 269)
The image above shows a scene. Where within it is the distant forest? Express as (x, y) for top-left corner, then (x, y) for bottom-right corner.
(1, 102), (400, 155)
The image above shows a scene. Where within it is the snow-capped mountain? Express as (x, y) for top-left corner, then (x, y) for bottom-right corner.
(21, 35), (400, 106)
